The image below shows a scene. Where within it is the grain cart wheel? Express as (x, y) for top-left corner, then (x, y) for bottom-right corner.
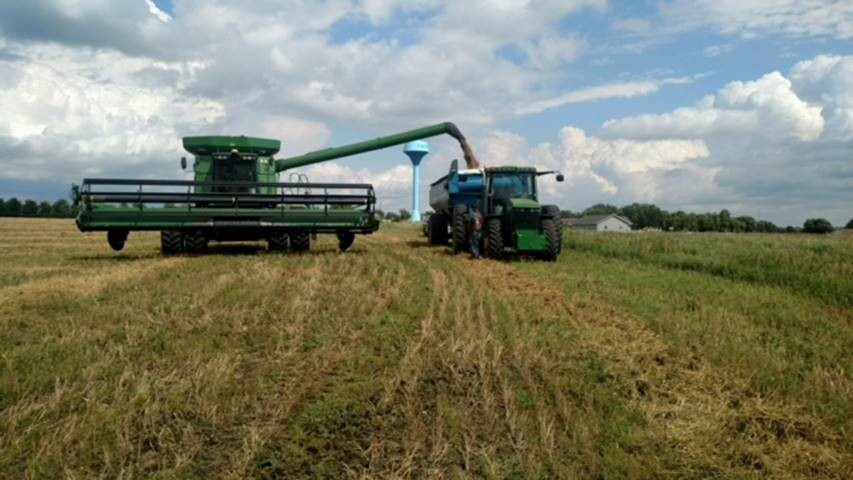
(160, 230), (184, 255)
(428, 213), (447, 245)
(485, 218), (503, 259)
(542, 218), (561, 262)
(268, 231), (289, 251)
(107, 230), (128, 251)
(451, 205), (469, 254)
(337, 232), (355, 252)
(291, 230), (310, 252)
(184, 231), (208, 253)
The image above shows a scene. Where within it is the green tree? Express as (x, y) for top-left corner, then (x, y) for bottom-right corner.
(718, 209), (732, 232)
(37, 201), (53, 217)
(375, 209), (385, 220)
(52, 199), (72, 218)
(0, 198), (5, 216)
(620, 203), (664, 230)
(846, 218), (853, 229)
(5, 197), (21, 216)
(582, 203), (619, 216)
(22, 199), (38, 217)
(398, 209), (411, 221)
(803, 218), (834, 234)
(735, 216), (756, 233)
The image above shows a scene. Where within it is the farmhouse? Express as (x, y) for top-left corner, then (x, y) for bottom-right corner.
(568, 214), (633, 232)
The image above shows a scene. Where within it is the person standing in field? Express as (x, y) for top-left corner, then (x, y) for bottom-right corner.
(470, 206), (483, 259)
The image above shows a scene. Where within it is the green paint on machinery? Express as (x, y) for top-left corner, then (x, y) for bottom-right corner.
(74, 122), (479, 254)
(427, 162), (565, 261)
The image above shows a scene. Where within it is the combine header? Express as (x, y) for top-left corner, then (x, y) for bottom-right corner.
(74, 122), (478, 254)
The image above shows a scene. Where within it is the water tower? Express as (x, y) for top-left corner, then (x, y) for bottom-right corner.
(403, 140), (429, 222)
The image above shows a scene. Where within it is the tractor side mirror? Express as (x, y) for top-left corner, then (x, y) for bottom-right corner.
(556, 174), (564, 182)
(180, 156), (187, 170)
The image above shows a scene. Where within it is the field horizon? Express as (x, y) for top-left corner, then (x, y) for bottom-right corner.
(1, 218), (850, 479)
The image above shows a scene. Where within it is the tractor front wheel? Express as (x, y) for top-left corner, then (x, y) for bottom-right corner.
(291, 230), (310, 252)
(160, 230), (184, 255)
(451, 205), (469, 254)
(485, 218), (503, 259)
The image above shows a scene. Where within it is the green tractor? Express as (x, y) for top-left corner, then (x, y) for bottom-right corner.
(428, 161), (564, 260)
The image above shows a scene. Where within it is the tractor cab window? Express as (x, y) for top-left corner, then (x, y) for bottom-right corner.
(489, 173), (535, 200)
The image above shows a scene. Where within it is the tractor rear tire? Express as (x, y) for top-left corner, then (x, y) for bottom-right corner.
(486, 218), (503, 259)
(542, 218), (561, 262)
(268, 232), (289, 251)
(107, 230), (128, 252)
(542, 205), (562, 255)
(161, 230), (184, 255)
(428, 213), (448, 245)
(184, 231), (207, 253)
(337, 232), (355, 252)
(451, 205), (469, 254)
(291, 230), (310, 252)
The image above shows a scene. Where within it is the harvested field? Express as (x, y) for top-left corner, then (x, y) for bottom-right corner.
(1, 218), (850, 478)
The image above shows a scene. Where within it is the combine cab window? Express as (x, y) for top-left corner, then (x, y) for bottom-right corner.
(214, 153), (257, 192)
(489, 173), (535, 200)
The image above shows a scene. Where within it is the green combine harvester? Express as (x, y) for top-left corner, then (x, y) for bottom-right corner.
(74, 122), (479, 254)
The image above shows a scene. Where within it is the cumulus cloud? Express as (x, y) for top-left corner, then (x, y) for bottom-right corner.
(477, 127), (712, 205)
(602, 71), (824, 141)
(598, 54), (853, 225)
(0, 45), (224, 181)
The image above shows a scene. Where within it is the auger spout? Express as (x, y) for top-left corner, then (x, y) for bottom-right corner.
(274, 122), (480, 172)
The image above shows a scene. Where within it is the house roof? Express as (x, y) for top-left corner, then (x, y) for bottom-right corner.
(568, 214), (633, 227)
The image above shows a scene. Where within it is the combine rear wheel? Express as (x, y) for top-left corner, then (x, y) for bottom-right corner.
(485, 218), (503, 259)
(451, 205), (469, 254)
(291, 230), (310, 252)
(428, 213), (448, 245)
(160, 230), (184, 255)
(184, 231), (207, 253)
(337, 232), (355, 252)
(107, 230), (128, 252)
(541, 218), (561, 262)
(268, 232), (289, 251)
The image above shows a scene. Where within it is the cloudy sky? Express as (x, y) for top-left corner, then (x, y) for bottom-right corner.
(0, 0), (851, 225)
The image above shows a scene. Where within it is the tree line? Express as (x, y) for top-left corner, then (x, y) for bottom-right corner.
(562, 203), (850, 234)
(0, 197), (76, 218)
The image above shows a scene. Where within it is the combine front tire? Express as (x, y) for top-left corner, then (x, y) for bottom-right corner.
(542, 218), (561, 262)
(268, 232), (289, 251)
(184, 231), (207, 253)
(160, 230), (184, 255)
(291, 230), (310, 252)
(451, 205), (469, 254)
(337, 232), (355, 252)
(107, 230), (128, 251)
(485, 219), (503, 259)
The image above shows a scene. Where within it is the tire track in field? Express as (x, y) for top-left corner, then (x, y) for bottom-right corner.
(460, 255), (847, 477)
(223, 245), (411, 478)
